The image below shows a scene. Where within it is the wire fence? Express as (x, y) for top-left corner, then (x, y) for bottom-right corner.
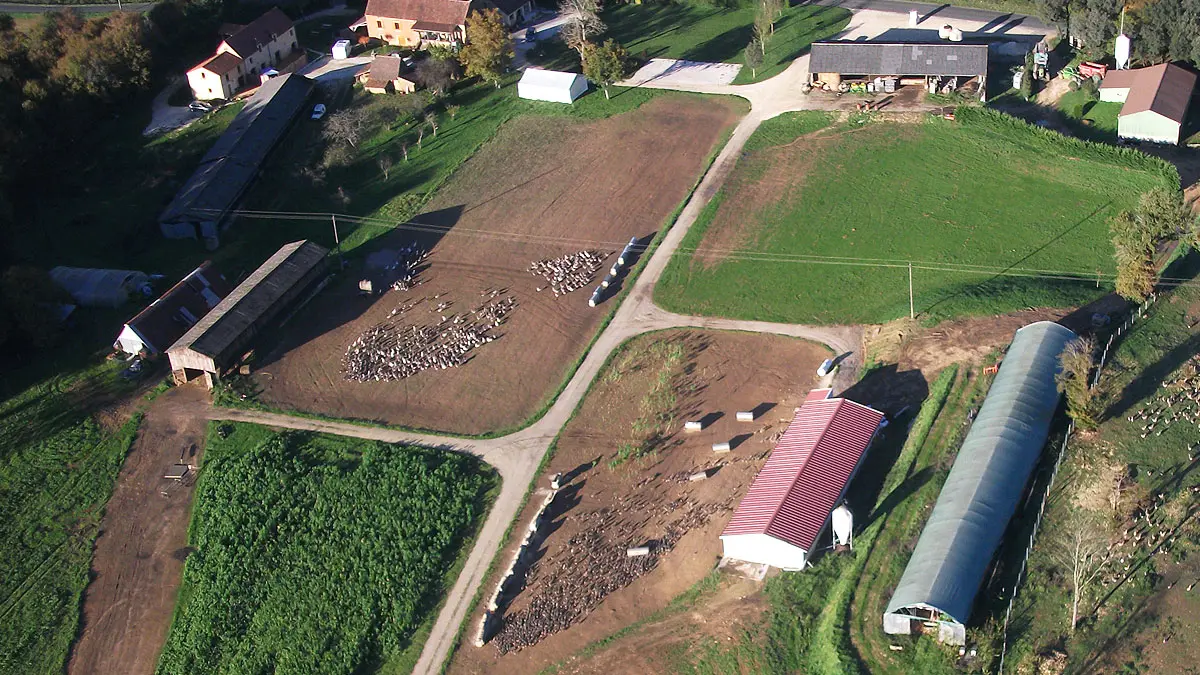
(996, 293), (1157, 674)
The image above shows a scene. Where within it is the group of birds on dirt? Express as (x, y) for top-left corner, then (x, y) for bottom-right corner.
(342, 288), (516, 381)
(529, 250), (611, 297)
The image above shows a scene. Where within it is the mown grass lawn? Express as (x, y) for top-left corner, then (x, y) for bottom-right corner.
(157, 423), (497, 675)
(655, 108), (1178, 325)
(598, 2), (849, 84)
(1058, 88), (1121, 142)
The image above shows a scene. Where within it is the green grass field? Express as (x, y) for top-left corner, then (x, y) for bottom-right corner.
(156, 423), (496, 675)
(0, 358), (142, 675)
(656, 108), (1178, 325)
(1058, 88), (1121, 142)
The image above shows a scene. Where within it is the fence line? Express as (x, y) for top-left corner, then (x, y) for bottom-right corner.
(997, 293), (1156, 673)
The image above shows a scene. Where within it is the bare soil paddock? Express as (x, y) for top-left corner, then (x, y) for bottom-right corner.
(252, 96), (740, 435)
(448, 329), (829, 674)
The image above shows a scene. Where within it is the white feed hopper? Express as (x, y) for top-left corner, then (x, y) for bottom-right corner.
(831, 503), (854, 548)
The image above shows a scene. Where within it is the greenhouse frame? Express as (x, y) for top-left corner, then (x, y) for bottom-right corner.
(883, 321), (1077, 645)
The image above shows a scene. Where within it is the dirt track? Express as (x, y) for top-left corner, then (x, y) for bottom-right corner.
(68, 385), (208, 675)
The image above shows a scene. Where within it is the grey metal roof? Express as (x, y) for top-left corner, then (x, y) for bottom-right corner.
(159, 73), (315, 228)
(168, 240), (327, 365)
(884, 321), (1076, 628)
(809, 41), (989, 77)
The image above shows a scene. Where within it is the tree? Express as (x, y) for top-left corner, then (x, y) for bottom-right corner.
(581, 39), (628, 99)
(0, 266), (63, 350)
(1056, 336), (1101, 429)
(753, 5), (772, 55)
(1049, 508), (1111, 633)
(424, 111), (439, 137)
(744, 39), (763, 78)
(323, 108), (368, 148)
(447, 104), (460, 119)
(415, 56), (458, 96)
(459, 9), (512, 87)
(51, 13), (151, 99)
(377, 154), (393, 180)
(559, 0), (605, 56)
(1034, 0), (1071, 32)
(1070, 0), (1120, 53)
(1109, 188), (1190, 302)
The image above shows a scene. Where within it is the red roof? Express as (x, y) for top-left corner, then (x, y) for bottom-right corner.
(721, 393), (884, 551)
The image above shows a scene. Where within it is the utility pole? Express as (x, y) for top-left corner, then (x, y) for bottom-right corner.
(331, 214), (344, 269)
(908, 262), (915, 320)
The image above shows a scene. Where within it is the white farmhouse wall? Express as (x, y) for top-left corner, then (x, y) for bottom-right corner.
(1119, 109), (1182, 144)
(188, 68), (236, 100)
(720, 533), (808, 570)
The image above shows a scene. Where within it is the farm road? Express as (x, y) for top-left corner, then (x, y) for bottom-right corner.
(200, 1), (1043, 671)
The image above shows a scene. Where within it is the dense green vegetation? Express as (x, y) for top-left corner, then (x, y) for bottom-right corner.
(656, 108), (1178, 325)
(1057, 88), (1121, 142)
(156, 425), (496, 675)
(0, 359), (141, 675)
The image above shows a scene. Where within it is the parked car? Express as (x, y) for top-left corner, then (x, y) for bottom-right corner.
(311, 103), (327, 120)
(189, 101), (213, 113)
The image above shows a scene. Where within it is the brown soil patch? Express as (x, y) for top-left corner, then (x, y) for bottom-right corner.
(448, 329), (829, 675)
(68, 384), (209, 675)
(891, 308), (1065, 375)
(252, 96), (741, 435)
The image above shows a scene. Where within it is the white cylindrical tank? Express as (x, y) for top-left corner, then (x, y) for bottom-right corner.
(1115, 34), (1131, 70)
(939, 24), (953, 39)
(831, 503), (854, 548)
(949, 27), (963, 42)
(909, 9), (919, 27)
(712, 441), (731, 453)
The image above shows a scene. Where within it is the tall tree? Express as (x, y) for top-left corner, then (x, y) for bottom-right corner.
(753, 4), (772, 55)
(323, 108), (368, 148)
(52, 13), (151, 99)
(1034, 0), (1071, 32)
(459, 9), (512, 87)
(744, 39), (763, 78)
(1049, 508), (1111, 633)
(559, 0), (605, 56)
(581, 39), (628, 99)
(1056, 336), (1101, 429)
(1070, 0), (1120, 53)
(415, 56), (458, 96)
(1110, 188), (1190, 302)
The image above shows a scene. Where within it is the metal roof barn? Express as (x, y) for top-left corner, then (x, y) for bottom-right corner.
(720, 390), (885, 571)
(114, 261), (232, 356)
(159, 73), (315, 241)
(167, 240), (328, 386)
(883, 321), (1076, 645)
(517, 68), (589, 104)
(49, 266), (151, 308)
(809, 41), (989, 78)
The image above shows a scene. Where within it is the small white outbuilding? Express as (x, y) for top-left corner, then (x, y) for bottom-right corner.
(517, 68), (588, 104)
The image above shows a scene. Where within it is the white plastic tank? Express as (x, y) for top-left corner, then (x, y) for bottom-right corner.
(332, 39), (352, 60)
(831, 503), (854, 548)
(1115, 34), (1131, 70)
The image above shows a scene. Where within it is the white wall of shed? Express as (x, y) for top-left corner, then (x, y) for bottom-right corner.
(517, 76), (587, 103)
(719, 533), (807, 570)
(115, 324), (149, 355)
(1119, 110), (1181, 144)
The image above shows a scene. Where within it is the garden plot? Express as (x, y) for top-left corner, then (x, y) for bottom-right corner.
(251, 96), (740, 435)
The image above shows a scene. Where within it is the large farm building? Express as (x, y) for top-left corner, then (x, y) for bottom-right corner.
(167, 240), (328, 387)
(884, 321), (1076, 645)
(721, 388), (885, 571)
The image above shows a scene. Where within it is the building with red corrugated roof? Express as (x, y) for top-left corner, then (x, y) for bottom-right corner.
(720, 388), (885, 571)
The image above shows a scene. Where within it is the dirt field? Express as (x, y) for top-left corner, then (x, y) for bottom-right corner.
(68, 384), (209, 675)
(448, 329), (829, 674)
(251, 97), (741, 435)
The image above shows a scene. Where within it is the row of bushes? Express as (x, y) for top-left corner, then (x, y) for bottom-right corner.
(953, 105), (1180, 189)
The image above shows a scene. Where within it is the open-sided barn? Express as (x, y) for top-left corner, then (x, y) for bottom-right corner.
(167, 240), (328, 387)
(720, 388), (885, 571)
(884, 321), (1076, 645)
(809, 41), (989, 99)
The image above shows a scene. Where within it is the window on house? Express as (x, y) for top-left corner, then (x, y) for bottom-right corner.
(394, 22), (399, 28)
(376, 20), (382, 27)
(201, 72), (206, 78)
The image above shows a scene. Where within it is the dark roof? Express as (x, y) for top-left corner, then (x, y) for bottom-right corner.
(1117, 63), (1196, 123)
(411, 20), (459, 32)
(365, 0), (472, 26)
(722, 394), (884, 552)
(809, 41), (988, 77)
(125, 261), (232, 354)
(485, 0), (529, 16)
(160, 73), (314, 228)
(168, 241), (328, 363)
(223, 7), (294, 58)
(194, 51), (243, 76)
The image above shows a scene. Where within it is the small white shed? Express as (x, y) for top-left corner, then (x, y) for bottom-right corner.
(517, 69), (588, 104)
(332, 39), (352, 60)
